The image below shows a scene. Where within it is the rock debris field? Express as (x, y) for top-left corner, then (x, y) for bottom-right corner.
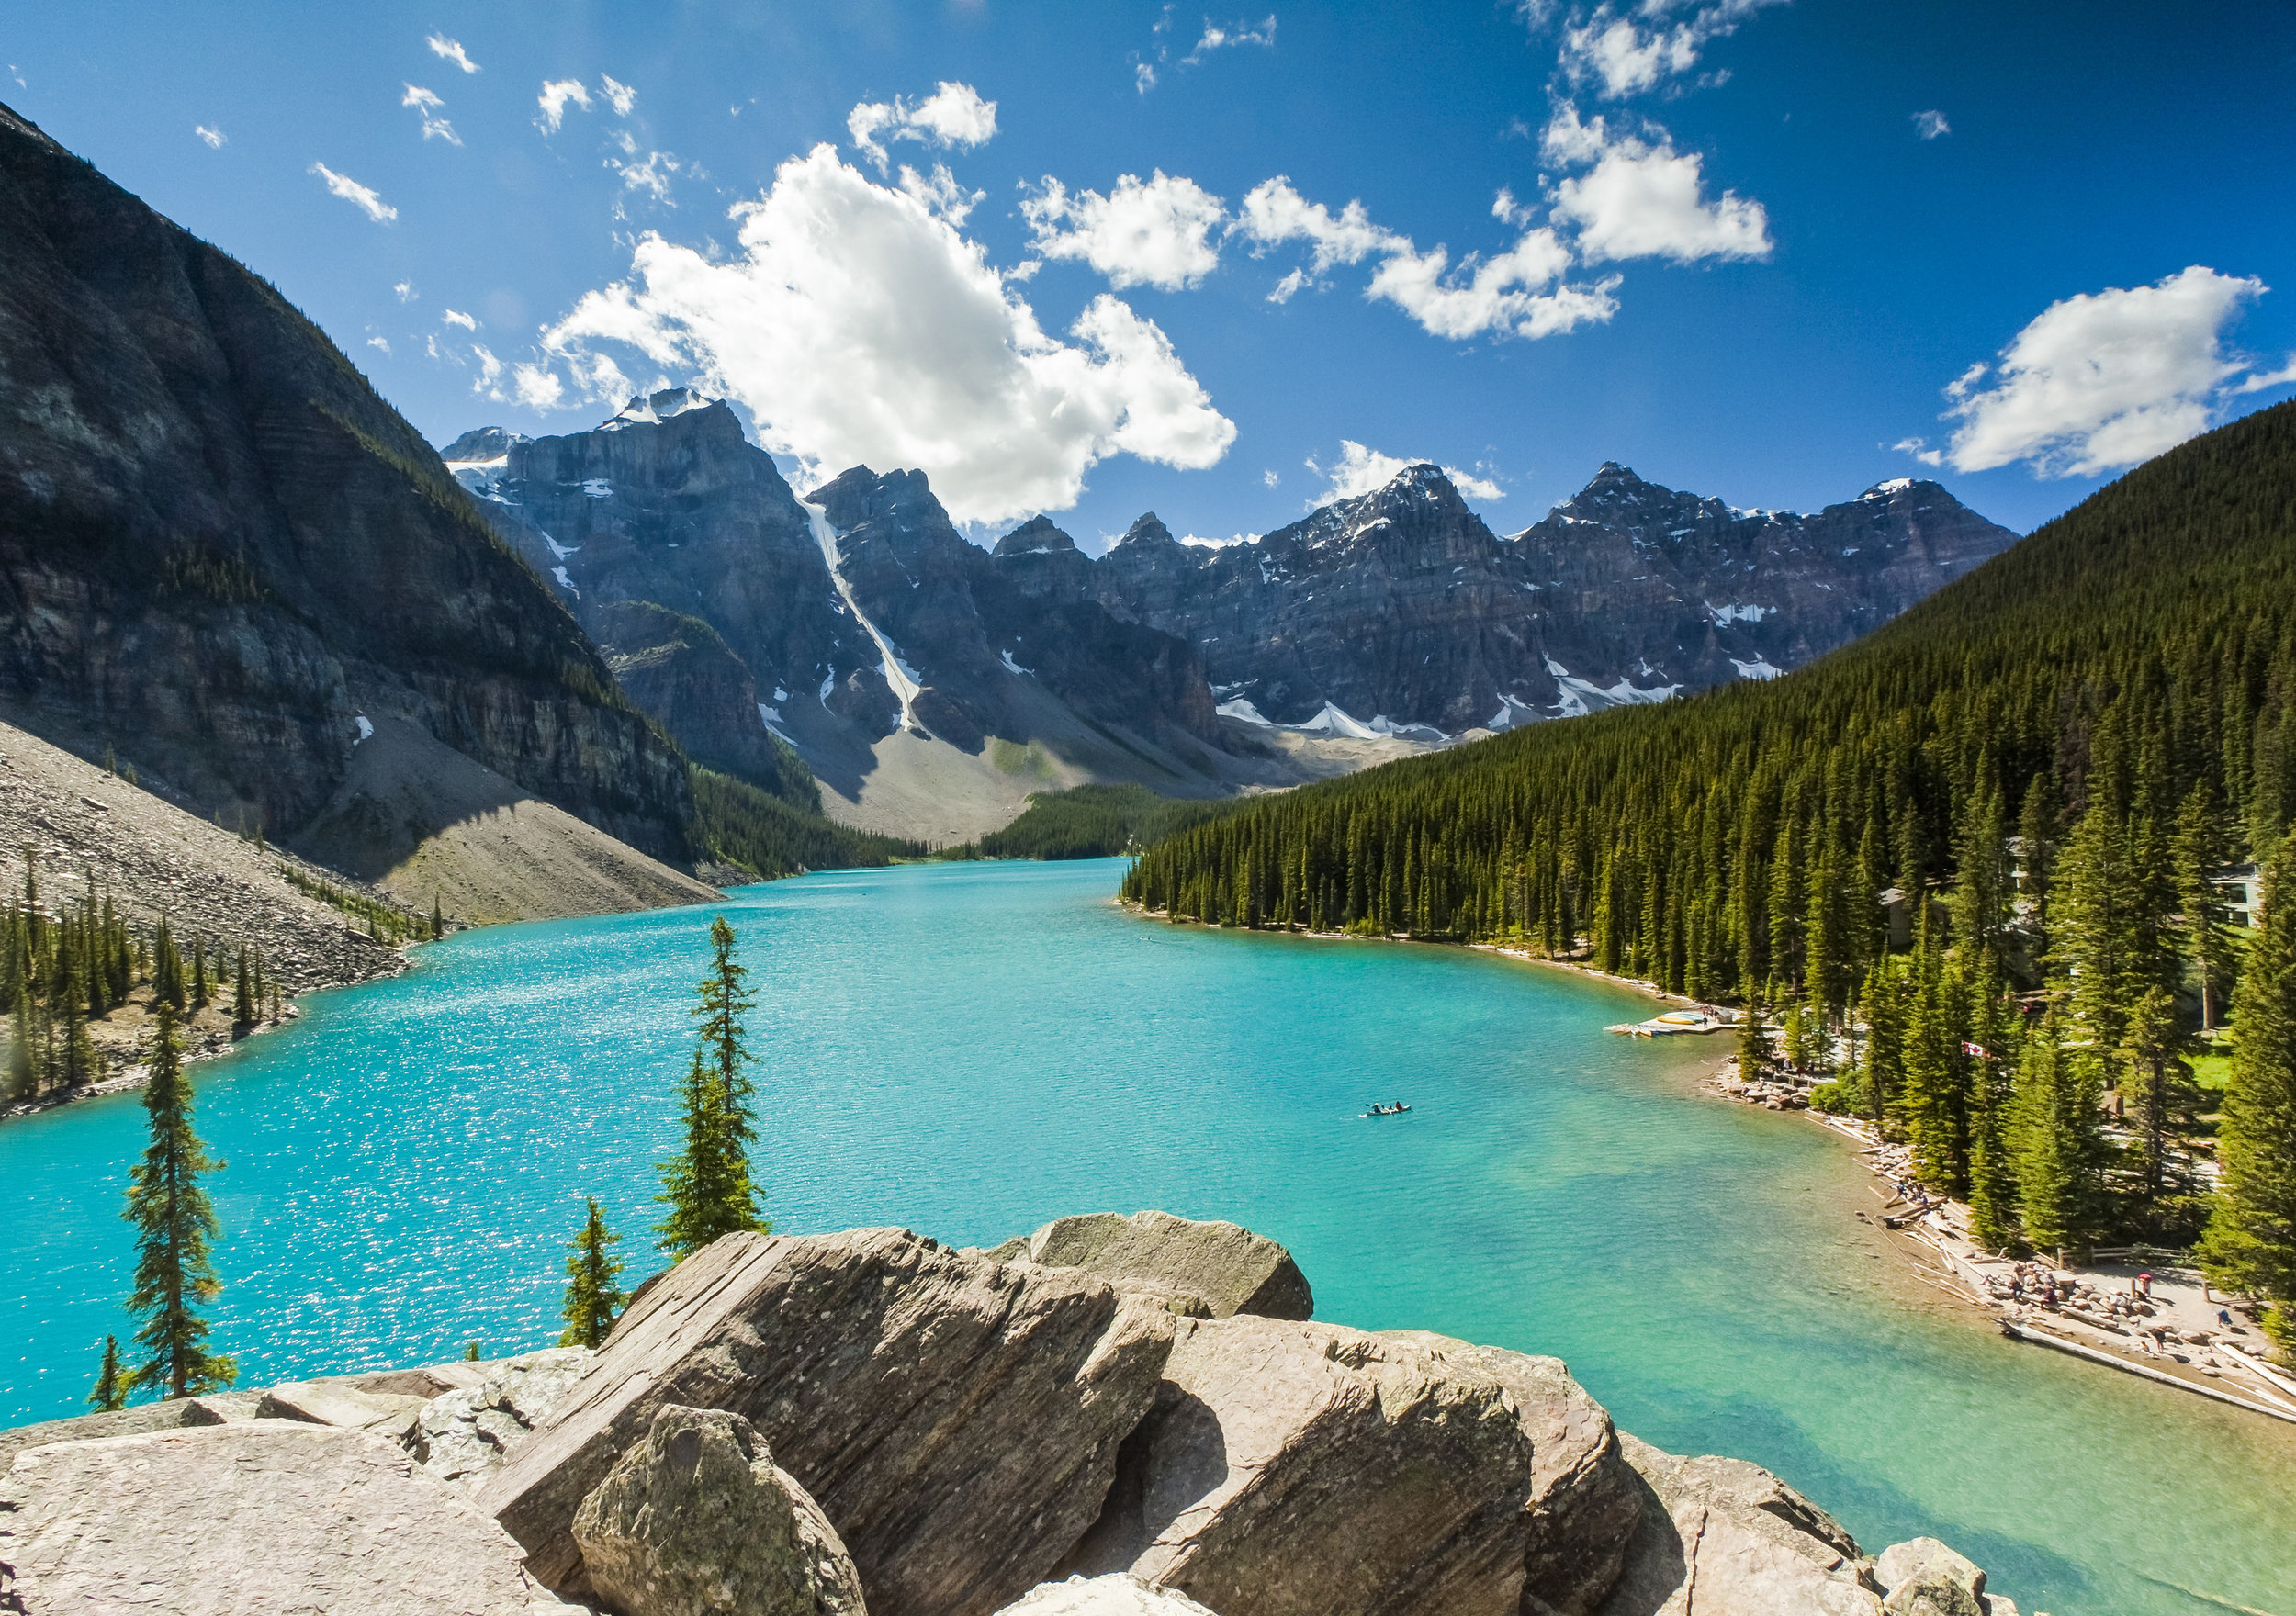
(0, 718), (411, 1110)
(0, 1209), (2027, 1616)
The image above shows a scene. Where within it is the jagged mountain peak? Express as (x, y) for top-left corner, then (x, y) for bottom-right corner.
(602, 387), (715, 430)
(1116, 511), (1179, 549)
(994, 514), (1077, 557)
(808, 465), (951, 534)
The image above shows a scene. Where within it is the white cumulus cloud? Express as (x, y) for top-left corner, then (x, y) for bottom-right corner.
(1307, 441), (1504, 504)
(1022, 171), (1228, 292)
(536, 79), (593, 133)
(1935, 265), (2290, 477)
(1543, 107), (1771, 263)
(1554, 0), (1786, 98)
(1913, 109), (1950, 140)
(366, 335), (391, 354)
(529, 143), (1232, 525)
(601, 74), (636, 116)
(898, 163), (984, 226)
(847, 82), (997, 174)
(426, 33), (479, 73)
(441, 309), (478, 331)
(310, 163), (397, 223)
(401, 84), (460, 145)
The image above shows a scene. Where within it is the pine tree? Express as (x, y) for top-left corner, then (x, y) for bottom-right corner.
(123, 997), (236, 1398)
(233, 946), (254, 1029)
(656, 916), (768, 1259)
(2120, 984), (2202, 1232)
(152, 919), (184, 1011)
(2009, 1009), (2107, 1258)
(1964, 968), (2019, 1251)
(431, 897), (445, 941)
(560, 1197), (628, 1348)
(190, 933), (208, 1008)
(1735, 996), (1770, 1078)
(2199, 843), (2296, 1357)
(6, 993), (32, 1100)
(2174, 782), (2235, 1032)
(88, 1333), (127, 1412)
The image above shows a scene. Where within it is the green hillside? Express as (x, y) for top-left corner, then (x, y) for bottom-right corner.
(978, 784), (1245, 860)
(1124, 400), (2296, 1293)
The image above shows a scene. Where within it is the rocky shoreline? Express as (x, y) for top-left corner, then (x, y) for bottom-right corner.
(2, 1210), (2022, 1616)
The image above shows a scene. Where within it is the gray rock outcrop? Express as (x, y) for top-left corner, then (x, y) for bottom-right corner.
(410, 1347), (595, 1490)
(996, 1575), (1221, 1614)
(1378, 1333), (1643, 1614)
(1598, 1433), (1882, 1615)
(572, 1405), (867, 1616)
(989, 1210), (1314, 1319)
(258, 1378), (431, 1441)
(1873, 1538), (1989, 1616)
(0, 1419), (572, 1612)
(1061, 1316), (1547, 1616)
(485, 1228), (1177, 1616)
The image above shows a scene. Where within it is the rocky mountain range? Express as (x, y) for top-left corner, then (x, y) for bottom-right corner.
(0, 100), (695, 889)
(445, 395), (1283, 842)
(448, 393), (2016, 839)
(1083, 460), (2020, 735)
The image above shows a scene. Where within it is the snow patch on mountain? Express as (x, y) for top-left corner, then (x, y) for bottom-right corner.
(806, 500), (926, 734)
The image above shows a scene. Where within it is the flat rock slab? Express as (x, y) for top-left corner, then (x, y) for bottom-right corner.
(573, 1406), (867, 1616)
(997, 1575), (1221, 1614)
(485, 1228), (1176, 1616)
(1598, 1434), (1880, 1616)
(0, 1419), (571, 1613)
(1063, 1316), (1541, 1616)
(1000, 1211), (1314, 1320)
(258, 1378), (430, 1440)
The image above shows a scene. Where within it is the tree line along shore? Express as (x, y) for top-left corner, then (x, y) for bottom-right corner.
(1120, 398), (2296, 1360)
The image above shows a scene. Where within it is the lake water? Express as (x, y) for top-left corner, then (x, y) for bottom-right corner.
(3, 860), (2290, 1615)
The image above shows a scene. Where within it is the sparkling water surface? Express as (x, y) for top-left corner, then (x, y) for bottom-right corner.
(3, 859), (2290, 1616)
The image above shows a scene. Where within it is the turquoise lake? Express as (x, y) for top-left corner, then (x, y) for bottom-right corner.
(3, 859), (2290, 1614)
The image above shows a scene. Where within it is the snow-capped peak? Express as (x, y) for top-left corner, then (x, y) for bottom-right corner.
(601, 387), (714, 431)
(1862, 477), (1916, 499)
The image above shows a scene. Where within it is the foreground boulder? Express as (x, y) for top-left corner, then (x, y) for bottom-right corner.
(996, 1575), (1221, 1614)
(987, 1211), (1314, 1320)
(573, 1406), (866, 1616)
(1061, 1316), (1545, 1616)
(1872, 1538), (2001, 1616)
(1598, 1434), (1881, 1615)
(485, 1229), (1176, 1616)
(0, 1420), (570, 1611)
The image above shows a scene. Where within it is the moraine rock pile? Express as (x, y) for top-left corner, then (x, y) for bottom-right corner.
(0, 1213), (2023, 1616)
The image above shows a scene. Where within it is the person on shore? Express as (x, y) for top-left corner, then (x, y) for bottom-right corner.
(2137, 1272), (2153, 1301)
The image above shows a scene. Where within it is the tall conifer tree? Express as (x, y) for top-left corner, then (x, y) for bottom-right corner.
(656, 916), (768, 1259)
(2009, 1010), (2107, 1258)
(123, 997), (235, 1397)
(560, 1197), (628, 1348)
(2199, 845), (2296, 1356)
(88, 1334), (127, 1411)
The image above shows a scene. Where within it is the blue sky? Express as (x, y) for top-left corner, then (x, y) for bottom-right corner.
(8, 1), (2292, 546)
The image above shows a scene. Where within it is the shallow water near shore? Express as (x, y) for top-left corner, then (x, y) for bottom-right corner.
(3, 859), (2290, 1614)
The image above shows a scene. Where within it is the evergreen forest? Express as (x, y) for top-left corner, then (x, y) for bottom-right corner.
(1123, 400), (2296, 1332)
(977, 783), (1246, 861)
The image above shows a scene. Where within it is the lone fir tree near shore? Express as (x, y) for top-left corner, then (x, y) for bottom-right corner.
(656, 915), (768, 1260)
(561, 1197), (628, 1348)
(124, 996), (235, 1398)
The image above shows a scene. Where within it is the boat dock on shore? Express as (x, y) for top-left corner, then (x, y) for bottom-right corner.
(1606, 1007), (1736, 1038)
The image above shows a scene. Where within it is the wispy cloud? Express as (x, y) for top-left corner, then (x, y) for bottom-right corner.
(1912, 108), (1950, 140)
(427, 33), (479, 73)
(394, 280), (418, 302)
(1305, 441), (1503, 504)
(600, 74), (636, 116)
(1186, 15), (1277, 62)
(193, 124), (226, 149)
(366, 335), (391, 354)
(309, 163), (397, 223)
(1550, 0), (1787, 99)
(401, 84), (460, 145)
(847, 82), (997, 173)
(536, 79), (593, 133)
(441, 309), (478, 331)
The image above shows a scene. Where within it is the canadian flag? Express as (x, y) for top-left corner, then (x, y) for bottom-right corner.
(1962, 1041), (1991, 1059)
